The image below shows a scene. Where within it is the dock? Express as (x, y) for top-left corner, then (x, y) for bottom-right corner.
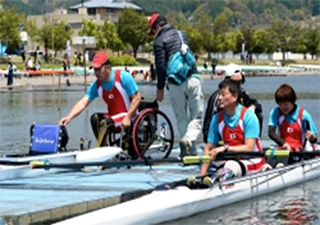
(0, 149), (201, 224)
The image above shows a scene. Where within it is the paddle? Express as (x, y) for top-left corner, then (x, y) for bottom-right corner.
(30, 149), (320, 170)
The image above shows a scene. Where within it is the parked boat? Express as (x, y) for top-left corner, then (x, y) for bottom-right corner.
(54, 155), (320, 225)
(0, 147), (121, 181)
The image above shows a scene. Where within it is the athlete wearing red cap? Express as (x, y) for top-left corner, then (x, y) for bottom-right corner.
(59, 51), (141, 147)
(148, 13), (204, 158)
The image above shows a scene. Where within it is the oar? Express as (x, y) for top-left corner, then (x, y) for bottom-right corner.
(30, 157), (183, 169)
(184, 149), (320, 164)
(30, 149), (320, 170)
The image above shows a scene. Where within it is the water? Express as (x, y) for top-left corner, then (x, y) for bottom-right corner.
(0, 75), (320, 223)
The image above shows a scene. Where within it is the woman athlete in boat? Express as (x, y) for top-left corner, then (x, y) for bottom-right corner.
(266, 83), (318, 168)
(189, 79), (264, 187)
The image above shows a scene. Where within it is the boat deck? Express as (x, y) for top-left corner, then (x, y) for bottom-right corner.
(0, 150), (200, 225)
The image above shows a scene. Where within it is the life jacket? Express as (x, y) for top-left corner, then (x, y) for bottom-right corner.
(278, 107), (304, 150)
(96, 69), (131, 117)
(218, 107), (264, 172)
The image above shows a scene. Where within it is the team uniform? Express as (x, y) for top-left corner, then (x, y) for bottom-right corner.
(86, 69), (139, 127)
(269, 105), (318, 151)
(208, 104), (264, 174)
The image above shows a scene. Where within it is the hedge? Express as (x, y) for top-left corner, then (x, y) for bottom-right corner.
(109, 55), (137, 66)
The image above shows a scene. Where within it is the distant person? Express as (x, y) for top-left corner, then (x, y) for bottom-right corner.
(63, 59), (68, 77)
(7, 62), (14, 86)
(203, 61), (208, 71)
(21, 50), (26, 63)
(36, 61), (41, 70)
(211, 61), (216, 75)
(150, 62), (157, 81)
(73, 52), (78, 66)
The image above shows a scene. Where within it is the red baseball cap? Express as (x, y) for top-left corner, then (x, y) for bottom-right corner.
(148, 13), (159, 36)
(90, 52), (109, 69)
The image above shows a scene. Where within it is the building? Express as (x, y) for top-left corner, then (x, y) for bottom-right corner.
(26, 0), (143, 57)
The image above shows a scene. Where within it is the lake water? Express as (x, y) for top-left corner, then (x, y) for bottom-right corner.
(0, 74), (319, 224)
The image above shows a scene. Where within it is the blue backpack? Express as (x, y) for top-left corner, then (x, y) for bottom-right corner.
(166, 31), (196, 85)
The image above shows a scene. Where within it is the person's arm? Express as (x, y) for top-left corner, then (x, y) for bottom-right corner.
(127, 91), (141, 120)
(303, 110), (318, 143)
(154, 40), (166, 90)
(59, 96), (92, 125)
(268, 125), (285, 146)
(267, 107), (285, 146)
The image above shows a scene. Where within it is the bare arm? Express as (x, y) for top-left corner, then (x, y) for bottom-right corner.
(200, 142), (215, 176)
(127, 91), (141, 120)
(59, 96), (92, 125)
(227, 138), (256, 152)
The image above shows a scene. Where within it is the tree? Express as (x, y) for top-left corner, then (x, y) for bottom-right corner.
(213, 14), (230, 34)
(297, 26), (320, 59)
(270, 20), (301, 61)
(100, 18), (125, 55)
(24, 18), (39, 48)
(240, 25), (256, 54)
(78, 18), (105, 49)
(0, 4), (22, 51)
(194, 13), (215, 59)
(117, 8), (149, 58)
(53, 19), (74, 52)
(33, 16), (73, 58)
(252, 29), (266, 60)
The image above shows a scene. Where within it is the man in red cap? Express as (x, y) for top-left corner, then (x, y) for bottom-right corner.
(148, 13), (203, 158)
(59, 51), (141, 147)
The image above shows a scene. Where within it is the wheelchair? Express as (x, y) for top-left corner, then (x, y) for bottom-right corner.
(105, 100), (174, 160)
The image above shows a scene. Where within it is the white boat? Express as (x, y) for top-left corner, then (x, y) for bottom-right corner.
(55, 156), (320, 225)
(0, 147), (122, 181)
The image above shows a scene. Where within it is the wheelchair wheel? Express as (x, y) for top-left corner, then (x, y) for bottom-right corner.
(132, 108), (174, 159)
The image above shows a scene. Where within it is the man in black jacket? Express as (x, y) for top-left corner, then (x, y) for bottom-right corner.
(203, 63), (263, 143)
(148, 13), (204, 157)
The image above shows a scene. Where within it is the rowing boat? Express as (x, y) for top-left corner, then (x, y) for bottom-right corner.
(54, 154), (320, 225)
(0, 147), (121, 181)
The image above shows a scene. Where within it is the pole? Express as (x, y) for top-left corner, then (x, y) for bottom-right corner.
(83, 38), (87, 92)
(51, 0), (56, 96)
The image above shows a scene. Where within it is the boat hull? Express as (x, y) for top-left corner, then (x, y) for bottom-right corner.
(0, 151), (79, 181)
(54, 157), (320, 225)
(0, 147), (122, 181)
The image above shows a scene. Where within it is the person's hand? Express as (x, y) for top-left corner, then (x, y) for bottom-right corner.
(248, 105), (256, 111)
(305, 130), (316, 142)
(282, 142), (292, 151)
(210, 146), (225, 161)
(121, 116), (131, 128)
(156, 89), (164, 102)
(59, 116), (71, 126)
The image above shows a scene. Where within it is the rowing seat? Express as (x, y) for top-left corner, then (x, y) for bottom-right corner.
(29, 123), (69, 155)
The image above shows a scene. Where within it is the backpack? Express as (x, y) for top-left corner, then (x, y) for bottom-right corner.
(29, 123), (69, 155)
(166, 31), (196, 85)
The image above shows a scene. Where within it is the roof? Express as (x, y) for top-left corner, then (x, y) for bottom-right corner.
(69, 0), (142, 10)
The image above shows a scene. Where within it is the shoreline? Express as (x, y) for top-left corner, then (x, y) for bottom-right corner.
(0, 71), (318, 89)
